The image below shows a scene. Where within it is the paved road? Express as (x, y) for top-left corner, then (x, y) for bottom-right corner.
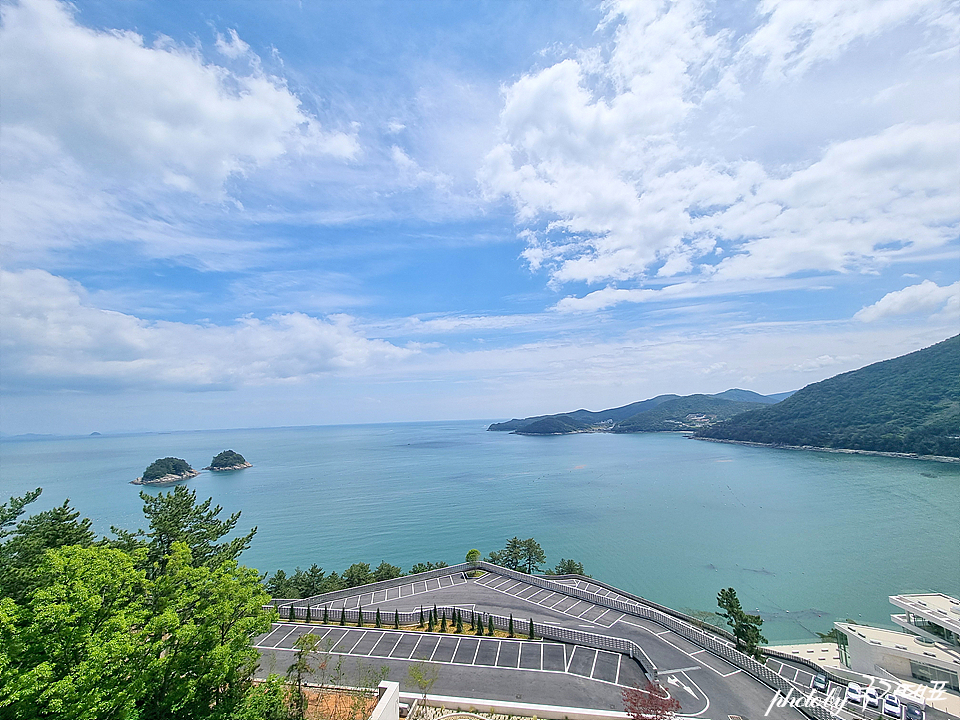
(260, 570), (809, 719)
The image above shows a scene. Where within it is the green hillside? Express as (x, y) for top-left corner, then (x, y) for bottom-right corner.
(613, 395), (766, 432)
(488, 395), (679, 432)
(514, 415), (590, 435)
(697, 335), (960, 457)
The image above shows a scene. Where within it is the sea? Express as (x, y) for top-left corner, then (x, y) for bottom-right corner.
(2, 420), (958, 644)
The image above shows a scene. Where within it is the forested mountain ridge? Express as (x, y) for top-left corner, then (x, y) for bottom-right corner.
(491, 389), (784, 435)
(697, 335), (960, 458)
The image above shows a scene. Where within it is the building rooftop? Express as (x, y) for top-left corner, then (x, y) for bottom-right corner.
(837, 622), (960, 668)
(890, 593), (960, 635)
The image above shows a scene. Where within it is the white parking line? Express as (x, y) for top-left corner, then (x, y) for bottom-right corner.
(577, 604), (596, 618)
(615, 654), (622, 685)
(537, 592), (558, 605)
(566, 600), (585, 615)
(590, 649), (599, 678)
(494, 640), (502, 666)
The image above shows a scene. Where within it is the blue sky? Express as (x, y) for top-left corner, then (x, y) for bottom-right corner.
(1, 0), (958, 435)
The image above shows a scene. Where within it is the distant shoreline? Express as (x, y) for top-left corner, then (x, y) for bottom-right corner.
(694, 436), (960, 464)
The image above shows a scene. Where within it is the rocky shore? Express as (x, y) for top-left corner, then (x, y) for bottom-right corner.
(204, 462), (252, 471)
(130, 469), (201, 485)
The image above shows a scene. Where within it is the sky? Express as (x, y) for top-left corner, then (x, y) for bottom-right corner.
(1, 0), (958, 435)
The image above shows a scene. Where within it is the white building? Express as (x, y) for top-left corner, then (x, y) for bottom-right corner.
(834, 593), (960, 694)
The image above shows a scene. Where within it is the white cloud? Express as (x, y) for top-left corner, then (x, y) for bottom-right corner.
(740, 0), (949, 81)
(0, 0), (358, 199)
(481, 0), (959, 295)
(854, 280), (960, 322)
(0, 269), (412, 392)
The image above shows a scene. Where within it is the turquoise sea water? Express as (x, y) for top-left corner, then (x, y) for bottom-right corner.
(2, 421), (958, 644)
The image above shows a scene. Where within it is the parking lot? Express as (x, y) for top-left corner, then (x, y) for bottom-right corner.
(256, 622), (643, 688)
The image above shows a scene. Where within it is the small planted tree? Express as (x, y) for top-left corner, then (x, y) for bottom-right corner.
(288, 604), (295, 623)
(408, 661), (440, 709)
(623, 681), (682, 720)
(455, 610), (463, 634)
(508, 613), (515, 637)
(419, 607), (425, 628)
(305, 605), (311, 623)
(357, 605), (364, 627)
(440, 610), (447, 633)
(339, 608), (346, 626)
(287, 633), (322, 720)
(717, 587), (767, 659)
(394, 610), (400, 629)
(488, 616), (494, 635)
(322, 605), (329, 623)
(432, 604), (438, 625)
(528, 617), (535, 639)
(470, 610), (475, 631)
(476, 615), (484, 636)
(375, 608), (382, 628)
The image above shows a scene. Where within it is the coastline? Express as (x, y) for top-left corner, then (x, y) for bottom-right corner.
(204, 462), (252, 471)
(694, 436), (960, 464)
(130, 469), (200, 486)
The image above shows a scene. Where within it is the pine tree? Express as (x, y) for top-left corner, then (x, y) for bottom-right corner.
(488, 616), (494, 635)
(375, 608), (382, 628)
(305, 605), (311, 623)
(419, 607), (425, 628)
(288, 604), (295, 623)
(432, 604), (438, 625)
(427, 614), (434, 632)
(323, 606), (329, 623)
(440, 610), (447, 633)
(340, 608), (346, 626)
(394, 610), (400, 630)
(357, 605), (364, 627)
(508, 613), (514, 637)
(470, 610), (475, 631)
(528, 617), (535, 639)
(455, 610), (463, 634)
(476, 615), (484, 636)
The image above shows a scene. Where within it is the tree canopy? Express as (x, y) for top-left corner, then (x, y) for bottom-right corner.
(209, 451), (247, 469)
(0, 487), (273, 720)
(141, 457), (193, 481)
(717, 587), (766, 659)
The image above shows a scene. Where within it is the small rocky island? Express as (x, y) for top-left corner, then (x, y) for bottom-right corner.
(204, 450), (251, 471)
(131, 457), (199, 485)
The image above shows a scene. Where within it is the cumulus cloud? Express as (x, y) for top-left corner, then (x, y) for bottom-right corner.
(854, 280), (960, 322)
(0, 0), (358, 198)
(481, 0), (959, 296)
(0, 269), (412, 392)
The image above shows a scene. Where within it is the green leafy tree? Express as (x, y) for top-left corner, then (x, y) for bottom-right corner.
(265, 570), (299, 599)
(287, 633), (322, 720)
(233, 674), (290, 720)
(0, 498), (95, 604)
(112, 486), (256, 578)
(0, 488), (42, 541)
(465, 548), (481, 563)
(487, 537), (545, 573)
(546, 558), (588, 576)
(343, 562), (372, 588)
(372, 561), (403, 582)
(407, 660), (439, 707)
(408, 561), (448, 574)
(717, 587), (767, 659)
(291, 564), (326, 597)
(141, 457), (193, 481)
(208, 451), (247, 469)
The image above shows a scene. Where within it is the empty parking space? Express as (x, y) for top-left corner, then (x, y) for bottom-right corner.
(431, 636), (459, 663)
(519, 642), (541, 669)
(496, 640), (521, 668)
(412, 635), (439, 660)
(453, 637), (479, 664)
(567, 646), (597, 676)
(390, 634), (419, 658)
(542, 642), (567, 672)
(474, 639), (500, 666)
(593, 651), (620, 683)
(371, 633), (400, 656)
